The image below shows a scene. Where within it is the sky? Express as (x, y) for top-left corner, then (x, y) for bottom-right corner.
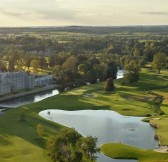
(0, 0), (168, 27)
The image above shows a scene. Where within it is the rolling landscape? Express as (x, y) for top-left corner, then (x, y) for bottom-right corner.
(0, 0), (168, 162)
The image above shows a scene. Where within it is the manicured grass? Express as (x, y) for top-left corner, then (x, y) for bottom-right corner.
(0, 69), (168, 161)
(150, 118), (168, 145)
(101, 143), (168, 162)
(0, 109), (62, 162)
(136, 69), (168, 90)
(10, 69), (168, 118)
(153, 88), (168, 114)
(27, 72), (161, 117)
(149, 87), (168, 146)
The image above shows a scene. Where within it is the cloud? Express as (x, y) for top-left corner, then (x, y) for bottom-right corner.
(0, 8), (78, 21)
(141, 12), (168, 16)
(0, 0), (168, 26)
(0, 10), (23, 18)
(37, 9), (78, 20)
(0, 0), (78, 21)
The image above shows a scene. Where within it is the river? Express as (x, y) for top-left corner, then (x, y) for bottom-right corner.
(0, 70), (123, 109)
(0, 89), (59, 108)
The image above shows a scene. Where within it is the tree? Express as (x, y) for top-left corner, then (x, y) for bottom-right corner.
(150, 96), (164, 115)
(133, 48), (140, 58)
(104, 78), (115, 91)
(8, 58), (15, 72)
(48, 128), (81, 162)
(78, 64), (88, 76)
(165, 56), (168, 69)
(16, 58), (25, 71)
(47, 128), (99, 162)
(52, 65), (61, 77)
(30, 59), (39, 73)
(48, 55), (56, 67)
(138, 56), (147, 68)
(122, 60), (141, 85)
(36, 124), (44, 139)
(86, 70), (98, 84)
(93, 63), (108, 81)
(0, 61), (7, 72)
(24, 54), (34, 69)
(38, 57), (48, 69)
(106, 62), (118, 79)
(152, 53), (166, 74)
(63, 56), (78, 71)
(78, 136), (99, 161)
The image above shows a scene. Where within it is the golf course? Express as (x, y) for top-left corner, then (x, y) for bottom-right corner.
(0, 68), (168, 162)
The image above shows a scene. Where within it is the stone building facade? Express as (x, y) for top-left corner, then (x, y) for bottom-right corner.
(0, 72), (53, 96)
(34, 75), (53, 87)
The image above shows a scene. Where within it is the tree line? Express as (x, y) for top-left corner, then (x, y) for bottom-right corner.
(0, 34), (168, 87)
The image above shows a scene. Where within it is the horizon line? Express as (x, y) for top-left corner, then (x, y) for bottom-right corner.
(0, 24), (168, 28)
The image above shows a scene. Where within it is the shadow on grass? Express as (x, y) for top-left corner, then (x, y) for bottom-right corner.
(0, 110), (62, 150)
(161, 104), (168, 109)
(0, 94), (111, 151)
(0, 134), (13, 146)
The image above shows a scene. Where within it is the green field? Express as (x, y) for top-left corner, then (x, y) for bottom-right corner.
(101, 143), (168, 162)
(0, 69), (168, 162)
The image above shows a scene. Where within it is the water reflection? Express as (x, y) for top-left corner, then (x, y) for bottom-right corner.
(99, 153), (136, 162)
(39, 109), (158, 162)
(117, 70), (125, 79)
(0, 89), (59, 108)
(0, 70), (124, 109)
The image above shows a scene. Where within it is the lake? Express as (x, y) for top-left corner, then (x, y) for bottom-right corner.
(39, 109), (158, 162)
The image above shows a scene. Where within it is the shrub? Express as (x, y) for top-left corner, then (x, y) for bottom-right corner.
(159, 111), (165, 116)
(104, 78), (115, 91)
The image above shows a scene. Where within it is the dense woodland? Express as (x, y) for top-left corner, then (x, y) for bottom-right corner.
(0, 26), (168, 86)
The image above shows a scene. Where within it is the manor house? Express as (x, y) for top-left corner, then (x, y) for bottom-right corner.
(0, 72), (53, 96)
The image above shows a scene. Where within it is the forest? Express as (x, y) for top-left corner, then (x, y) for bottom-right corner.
(0, 26), (168, 86)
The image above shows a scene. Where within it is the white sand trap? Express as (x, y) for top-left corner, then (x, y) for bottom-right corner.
(154, 146), (168, 153)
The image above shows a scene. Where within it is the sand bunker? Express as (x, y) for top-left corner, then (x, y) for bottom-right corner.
(154, 146), (168, 153)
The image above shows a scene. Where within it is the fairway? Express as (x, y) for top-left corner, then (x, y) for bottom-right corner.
(0, 69), (168, 162)
(101, 143), (168, 162)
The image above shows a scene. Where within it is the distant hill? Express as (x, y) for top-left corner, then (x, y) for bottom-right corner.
(0, 25), (168, 34)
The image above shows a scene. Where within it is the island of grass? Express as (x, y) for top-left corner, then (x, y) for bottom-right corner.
(101, 143), (168, 162)
(0, 69), (168, 162)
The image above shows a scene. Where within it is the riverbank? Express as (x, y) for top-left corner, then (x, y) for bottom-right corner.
(0, 84), (59, 102)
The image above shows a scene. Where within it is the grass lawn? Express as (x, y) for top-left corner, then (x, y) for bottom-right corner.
(150, 118), (168, 146)
(25, 69), (168, 117)
(0, 108), (61, 162)
(149, 87), (168, 146)
(101, 143), (168, 162)
(0, 69), (168, 161)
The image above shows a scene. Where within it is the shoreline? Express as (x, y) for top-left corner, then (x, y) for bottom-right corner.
(0, 84), (59, 102)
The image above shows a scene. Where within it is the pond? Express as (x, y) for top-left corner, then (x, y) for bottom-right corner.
(39, 109), (158, 162)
